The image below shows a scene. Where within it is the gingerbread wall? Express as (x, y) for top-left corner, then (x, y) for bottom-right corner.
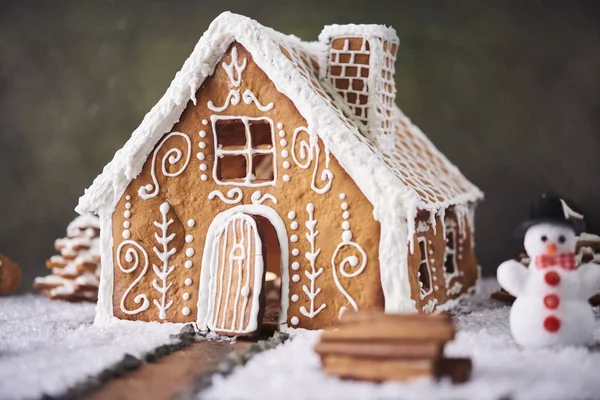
(110, 43), (384, 329)
(407, 206), (479, 312)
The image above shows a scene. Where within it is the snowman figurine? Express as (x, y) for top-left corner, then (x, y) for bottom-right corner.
(497, 194), (600, 348)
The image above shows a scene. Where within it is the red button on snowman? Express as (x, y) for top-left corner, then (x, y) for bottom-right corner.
(498, 194), (600, 347)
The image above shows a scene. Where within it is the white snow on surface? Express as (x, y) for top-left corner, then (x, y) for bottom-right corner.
(203, 278), (600, 400)
(0, 294), (181, 400)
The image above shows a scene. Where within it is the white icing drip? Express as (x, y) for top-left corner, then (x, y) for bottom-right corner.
(151, 202), (176, 320)
(138, 132), (191, 200)
(299, 203), (326, 319)
(116, 240), (150, 315)
(208, 188), (244, 204)
(405, 201), (419, 254)
(428, 209), (438, 236)
(416, 220), (429, 234)
(250, 191), (278, 205)
(291, 127), (333, 195)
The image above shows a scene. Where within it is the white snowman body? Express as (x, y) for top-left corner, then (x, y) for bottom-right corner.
(498, 223), (600, 348)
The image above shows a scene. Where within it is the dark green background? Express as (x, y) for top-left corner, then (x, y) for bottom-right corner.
(1, 0), (599, 293)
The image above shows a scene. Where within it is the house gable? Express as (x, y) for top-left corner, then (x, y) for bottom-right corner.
(110, 43), (384, 328)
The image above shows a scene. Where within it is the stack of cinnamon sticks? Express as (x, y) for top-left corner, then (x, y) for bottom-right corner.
(314, 311), (471, 383)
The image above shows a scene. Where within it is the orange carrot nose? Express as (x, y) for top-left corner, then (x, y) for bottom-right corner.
(546, 243), (558, 255)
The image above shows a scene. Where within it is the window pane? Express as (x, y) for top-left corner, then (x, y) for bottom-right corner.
(418, 261), (431, 292)
(418, 240), (426, 261)
(252, 153), (274, 181)
(217, 155), (247, 180)
(445, 253), (456, 274)
(216, 119), (247, 148)
(446, 231), (455, 250)
(250, 120), (272, 148)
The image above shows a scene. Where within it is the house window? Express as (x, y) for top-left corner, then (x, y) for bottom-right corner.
(212, 117), (276, 186)
(444, 220), (459, 284)
(417, 237), (433, 299)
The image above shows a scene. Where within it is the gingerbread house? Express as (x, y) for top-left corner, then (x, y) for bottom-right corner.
(76, 12), (483, 335)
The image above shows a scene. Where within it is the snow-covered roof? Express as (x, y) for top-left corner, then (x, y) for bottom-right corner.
(76, 12), (482, 217)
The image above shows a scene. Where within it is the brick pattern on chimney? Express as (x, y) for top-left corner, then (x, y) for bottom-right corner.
(377, 39), (398, 139)
(327, 37), (371, 126)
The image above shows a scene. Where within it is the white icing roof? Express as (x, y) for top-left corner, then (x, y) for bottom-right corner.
(77, 12), (482, 216)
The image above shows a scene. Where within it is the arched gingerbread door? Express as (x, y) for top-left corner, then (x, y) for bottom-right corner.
(207, 213), (266, 336)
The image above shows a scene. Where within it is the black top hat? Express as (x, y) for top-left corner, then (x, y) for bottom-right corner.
(515, 192), (582, 237)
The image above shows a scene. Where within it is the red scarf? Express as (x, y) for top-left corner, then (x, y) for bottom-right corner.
(535, 253), (576, 270)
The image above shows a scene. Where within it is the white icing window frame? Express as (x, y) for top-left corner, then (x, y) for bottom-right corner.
(444, 219), (459, 287)
(417, 236), (433, 300)
(211, 115), (276, 187)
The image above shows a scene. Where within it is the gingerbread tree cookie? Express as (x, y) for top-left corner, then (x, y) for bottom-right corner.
(34, 215), (101, 302)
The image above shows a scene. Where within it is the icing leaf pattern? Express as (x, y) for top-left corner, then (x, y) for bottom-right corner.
(299, 203), (326, 319)
(151, 202), (177, 319)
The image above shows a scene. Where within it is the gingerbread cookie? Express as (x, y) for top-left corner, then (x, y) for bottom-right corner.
(315, 311), (471, 383)
(0, 253), (21, 294)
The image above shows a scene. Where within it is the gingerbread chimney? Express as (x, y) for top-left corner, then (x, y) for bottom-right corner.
(319, 24), (399, 144)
